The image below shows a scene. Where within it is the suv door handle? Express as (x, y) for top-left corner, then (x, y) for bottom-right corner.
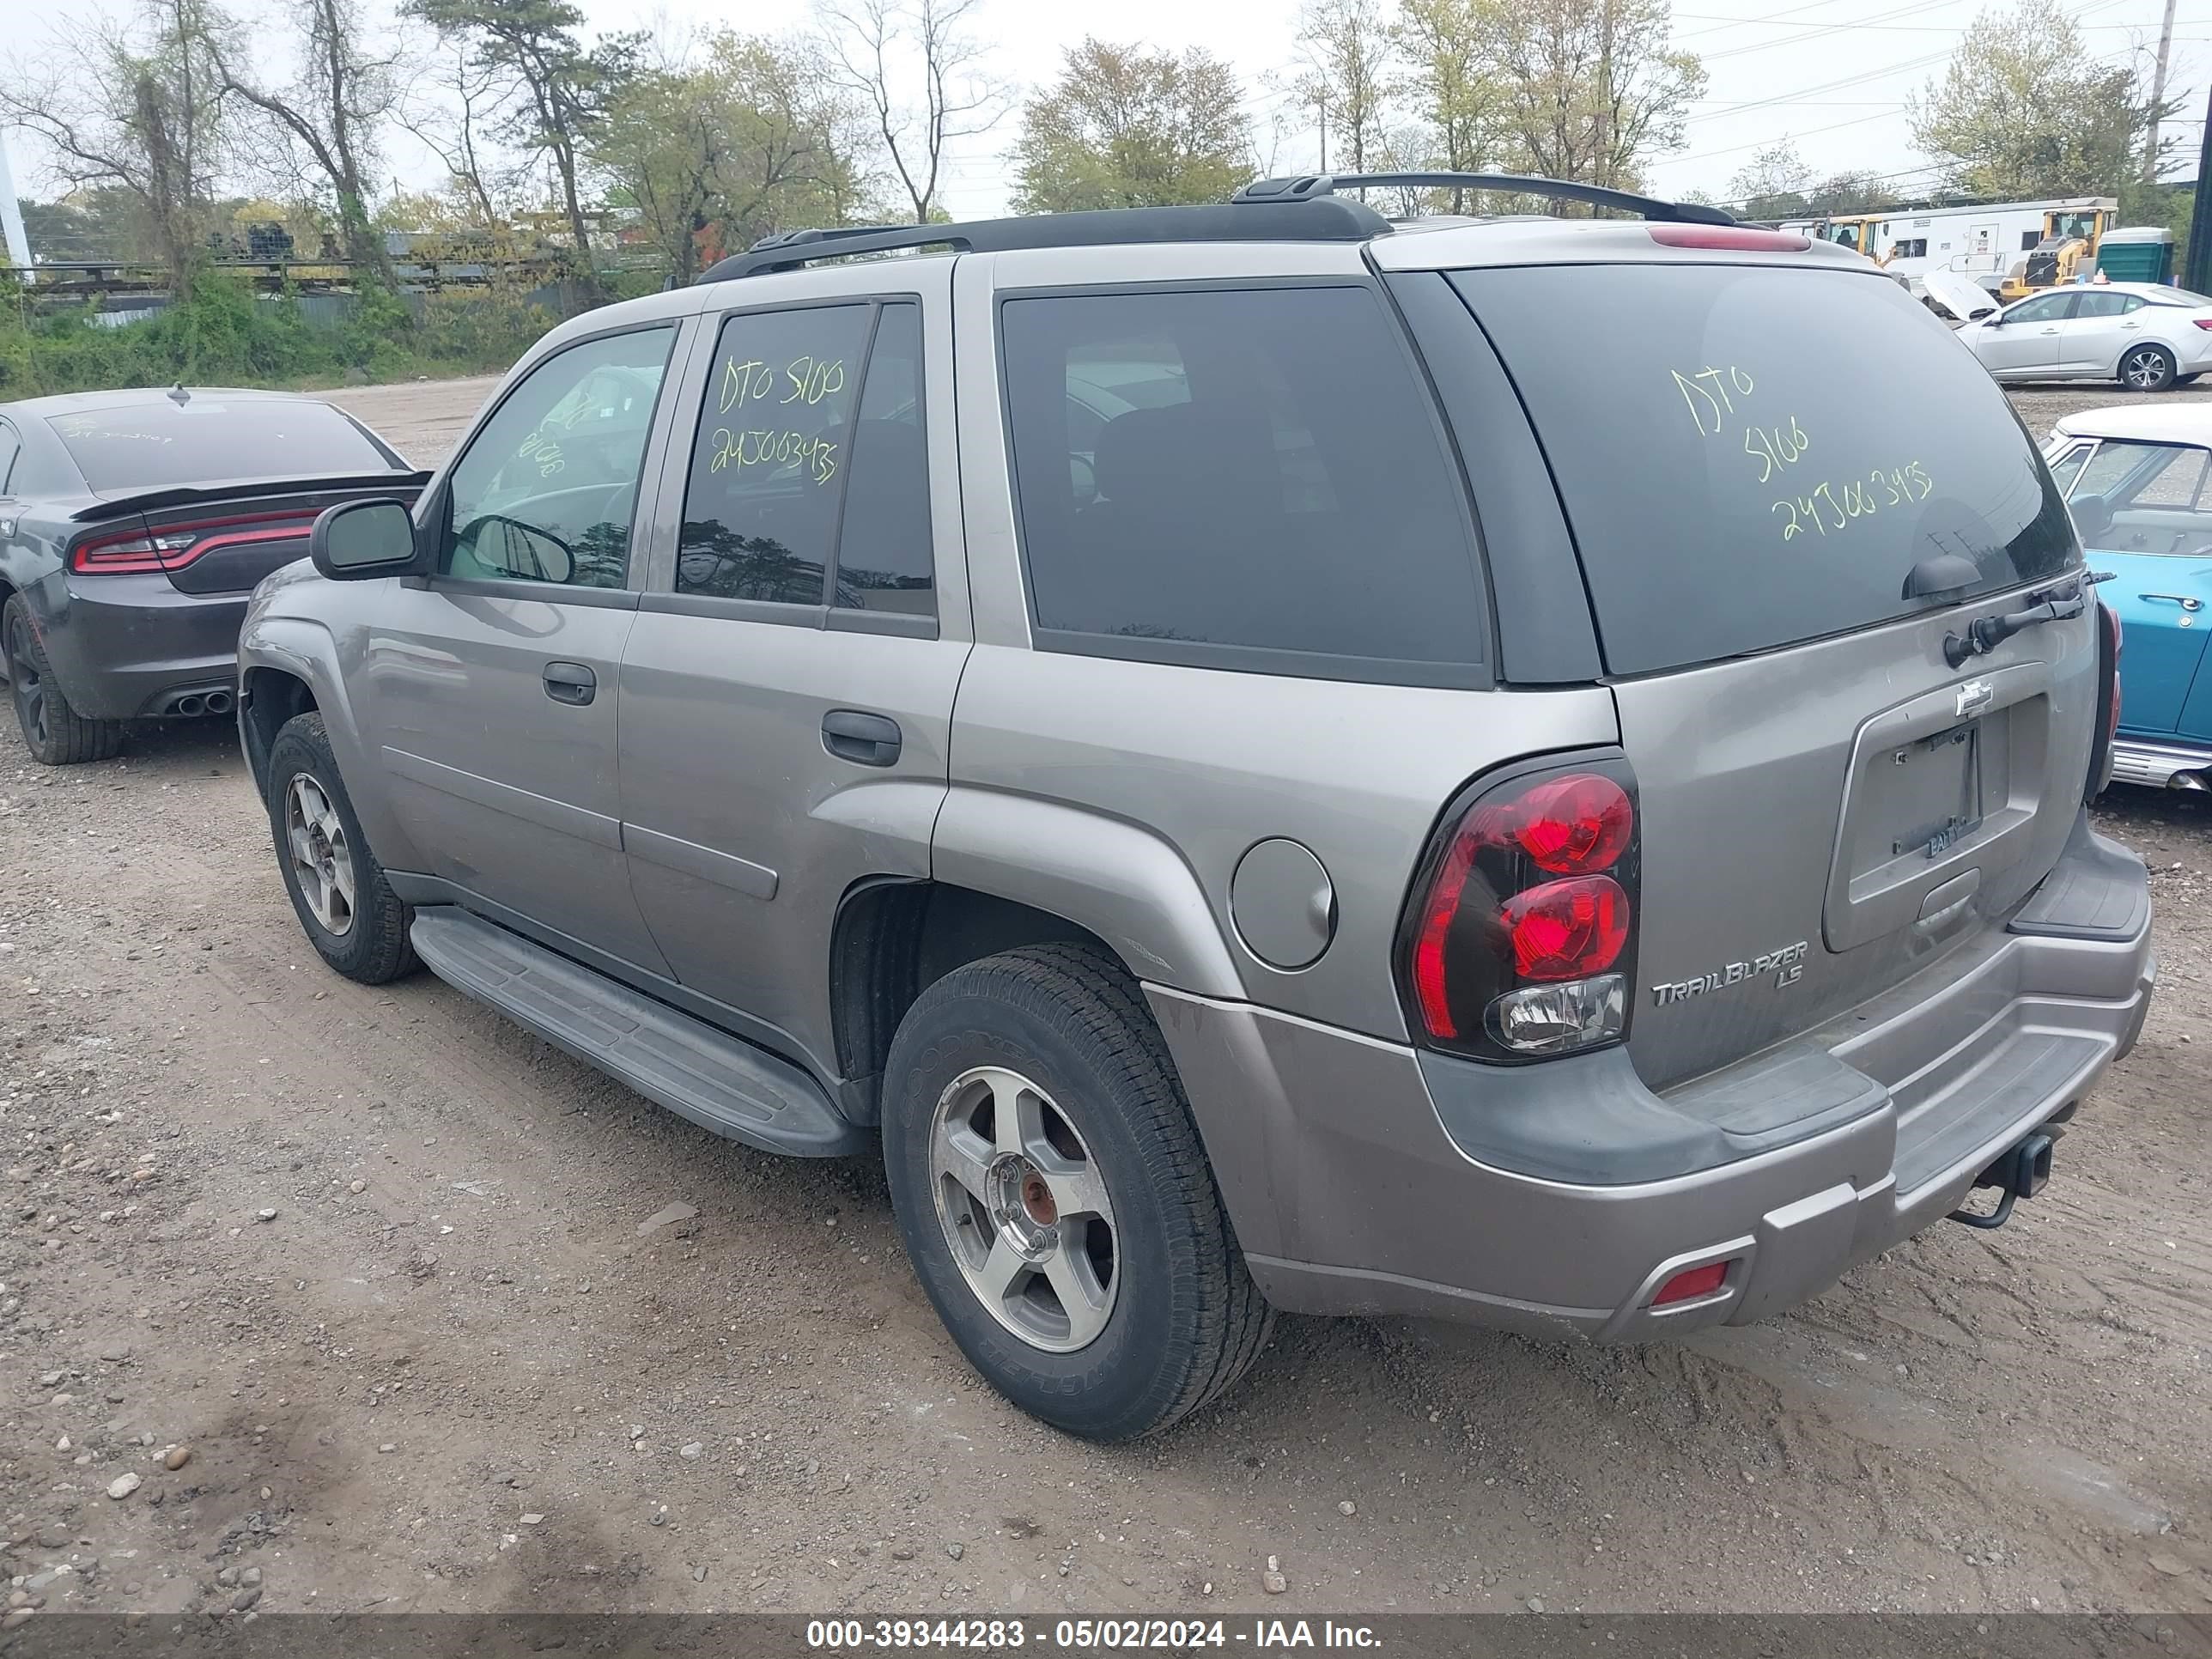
(543, 661), (597, 705)
(2142, 593), (2203, 611)
(822, 708), (902, 767)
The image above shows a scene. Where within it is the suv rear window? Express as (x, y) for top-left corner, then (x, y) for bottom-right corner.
(47, 399), (397, 492)
(1449, 264), (2078, 675)
(1000, 284), (1486, 684)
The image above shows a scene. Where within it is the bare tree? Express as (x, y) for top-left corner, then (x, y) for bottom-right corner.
(398, 44), (521, 228)
(215, 0), (401, 282)
(0, 0), (229, 295)
(819, 0), (1007, 222)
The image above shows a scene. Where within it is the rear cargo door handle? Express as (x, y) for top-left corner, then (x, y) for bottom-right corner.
(822, 708), (901, 767)
(543, 661), (596, 706)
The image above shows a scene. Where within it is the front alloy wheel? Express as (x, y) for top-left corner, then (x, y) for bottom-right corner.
(285, 771), (358, 938)
(930, 1066), (1118, 1352)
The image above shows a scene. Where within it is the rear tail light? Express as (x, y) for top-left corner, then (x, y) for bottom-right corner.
(2089, 598), (2121, 798)
(2193, 319), (2212, 331)
(70, 512), (313, 576)
(1400, 757), (1641, 1061)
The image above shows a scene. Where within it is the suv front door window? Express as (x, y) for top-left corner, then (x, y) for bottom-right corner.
(357, 323), (681, 969)
(443, 330), (675, 589)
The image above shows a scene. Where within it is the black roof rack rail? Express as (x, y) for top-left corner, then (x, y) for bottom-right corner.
(1233, 172), (1736, 227)
(696, 198), (1395, 283)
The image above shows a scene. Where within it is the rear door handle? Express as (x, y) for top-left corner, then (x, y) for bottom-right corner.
(543, 661), (597, 705)
(822, 708), (902, 767)
(2142, 593), (2204, 611)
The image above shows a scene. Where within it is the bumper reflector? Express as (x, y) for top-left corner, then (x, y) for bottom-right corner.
(1653, 1260), (1732, 1305)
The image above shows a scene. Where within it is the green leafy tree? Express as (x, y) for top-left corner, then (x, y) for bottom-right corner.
(1009, 40), (1251, 214)
(591, 33), (873, 283)
(1296, 0), (1396, 174)
(402, 0), (641, 287)
(1391, 0), (1510, 200)
(1482, 0), (1706, 199)
(1910, 0), (2172, 199)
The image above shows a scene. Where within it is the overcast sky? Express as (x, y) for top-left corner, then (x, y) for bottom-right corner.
(7, 0), (2206, 220)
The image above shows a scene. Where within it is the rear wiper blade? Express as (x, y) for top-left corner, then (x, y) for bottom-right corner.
(1942, 572), (2106, 669)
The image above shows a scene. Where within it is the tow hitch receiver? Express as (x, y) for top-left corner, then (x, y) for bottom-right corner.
(1948, 1132), (2055, 1230)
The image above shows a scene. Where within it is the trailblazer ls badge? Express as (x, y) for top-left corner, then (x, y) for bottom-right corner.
(1650, 940), (1809, 1007)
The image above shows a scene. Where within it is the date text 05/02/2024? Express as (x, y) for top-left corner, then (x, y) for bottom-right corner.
(805, 1618), (1384, 1650)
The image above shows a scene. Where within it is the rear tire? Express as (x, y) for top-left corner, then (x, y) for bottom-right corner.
(3, 595), (125, 767)
(265, 711), (417, 984)
(2120, 343), (2178, 392)
(881, 943), (1273, 1441)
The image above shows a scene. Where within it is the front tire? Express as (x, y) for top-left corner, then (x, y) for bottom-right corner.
(3, 595), (125, 766)
(2121, 343), (2178, 392)
(265, 711), (416, 984)
(881, 944), (1272, 1441)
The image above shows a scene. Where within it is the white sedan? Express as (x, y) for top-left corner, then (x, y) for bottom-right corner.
(1955, 281), (2212, 392)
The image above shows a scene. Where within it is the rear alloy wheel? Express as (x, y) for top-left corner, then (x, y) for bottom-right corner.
(2121, 343), (2179, 392)
(3, 595), (125, 767)
(882, 943), (1273, 1442)
(929, 1065), (1121, 1353)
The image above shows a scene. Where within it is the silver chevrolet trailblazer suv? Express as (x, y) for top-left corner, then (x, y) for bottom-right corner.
(239, 174), (2156, 1440)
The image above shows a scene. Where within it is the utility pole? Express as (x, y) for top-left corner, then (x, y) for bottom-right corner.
(0, 131), (32, 271)
(2185, 81), (2212, 292)
(2145, 0), (2180, 182)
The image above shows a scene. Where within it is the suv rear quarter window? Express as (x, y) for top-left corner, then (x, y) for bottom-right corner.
(999, 283), (1488, 685)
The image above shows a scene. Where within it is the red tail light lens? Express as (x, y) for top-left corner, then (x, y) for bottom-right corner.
(1504, 876), (1631, 980)
(2193, 318), (2212, 331)
(1399, 760), (1641, 1060)
(70, 512), (313, 576)
(1476, 773), (1633, 874)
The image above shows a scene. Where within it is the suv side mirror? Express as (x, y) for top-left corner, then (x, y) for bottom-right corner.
(312, 498), (421, 580)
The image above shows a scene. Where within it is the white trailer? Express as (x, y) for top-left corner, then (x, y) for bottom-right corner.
(1777, 197), (2115, 299)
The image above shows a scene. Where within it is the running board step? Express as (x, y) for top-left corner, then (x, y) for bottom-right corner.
(409, 907), (868, 1158)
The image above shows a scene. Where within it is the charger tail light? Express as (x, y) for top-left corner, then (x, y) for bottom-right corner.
(70, 511), (314, 576)
(1401, 759), (1641, 1061)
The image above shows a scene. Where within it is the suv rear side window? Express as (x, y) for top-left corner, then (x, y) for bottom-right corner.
(1000, 285), (1486, 684)
(1450, 265), (2077, 674)
(676, 301), (933, 617)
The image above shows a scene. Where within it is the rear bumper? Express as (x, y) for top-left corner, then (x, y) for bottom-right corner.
(33, 574), (248, 720)
(1152, 826), (2154, 1340)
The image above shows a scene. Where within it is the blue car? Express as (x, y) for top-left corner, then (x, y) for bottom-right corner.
(2047, 405), (2212, 791)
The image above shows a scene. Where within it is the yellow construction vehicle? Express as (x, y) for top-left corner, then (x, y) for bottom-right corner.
(1998, 204), (2113, 301)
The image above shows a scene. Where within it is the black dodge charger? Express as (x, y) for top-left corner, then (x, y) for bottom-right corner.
(0, 387), (424, 764)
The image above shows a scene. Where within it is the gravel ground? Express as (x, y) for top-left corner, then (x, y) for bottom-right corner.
(0, 376), (2205, 1621)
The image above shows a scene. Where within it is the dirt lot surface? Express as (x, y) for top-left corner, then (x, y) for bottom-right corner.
(0, 376), (2207, 1622)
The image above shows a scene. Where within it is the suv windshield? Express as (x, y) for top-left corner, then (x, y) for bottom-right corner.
(1449, 264), (2078, 674)
(48, 399), (396, 492)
